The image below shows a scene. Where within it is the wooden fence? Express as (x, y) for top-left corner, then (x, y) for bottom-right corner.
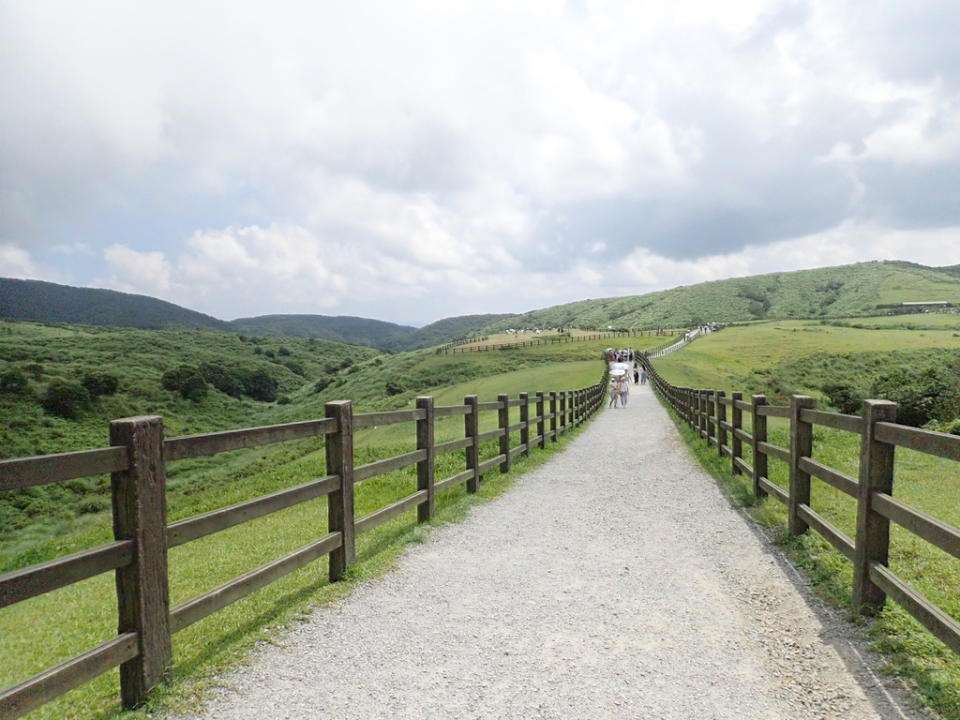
(0, 374), (608, 719)
(643, 354), (960, 655)
(439, 329), (679, 355)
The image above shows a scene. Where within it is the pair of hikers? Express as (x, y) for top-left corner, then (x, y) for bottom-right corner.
(633, 363), (647, 385)
(608, 374), (630, 408)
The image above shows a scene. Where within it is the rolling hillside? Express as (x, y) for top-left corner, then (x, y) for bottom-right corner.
(483, 261), (960, 332)
(379, 313), (514, 351)
(0, 278), (229, 331)
(229, 314), (414, 346)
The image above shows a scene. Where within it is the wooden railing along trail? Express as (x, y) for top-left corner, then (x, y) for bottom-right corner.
(438, 329), (680, 354)
(642, 351), (960, 655)
(0, 373), (608, 719)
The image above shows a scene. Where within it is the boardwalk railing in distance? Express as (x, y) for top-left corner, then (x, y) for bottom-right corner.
(440, 329), (681, 355)
(0, 372), (609, 719)
(641, 351), (960, 656)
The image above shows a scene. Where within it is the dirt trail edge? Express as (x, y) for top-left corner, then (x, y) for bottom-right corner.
(171, 384), (928, 720)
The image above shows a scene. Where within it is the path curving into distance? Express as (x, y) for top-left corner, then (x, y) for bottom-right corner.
(172, 383), (922, 720)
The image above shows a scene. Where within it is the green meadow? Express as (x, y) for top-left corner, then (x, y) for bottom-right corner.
(653, 317), (960, 718)
(0, 320), (652, 719)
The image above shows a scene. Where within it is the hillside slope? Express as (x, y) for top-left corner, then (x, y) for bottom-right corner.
(0, 278), (230, 330)
(229, 314), (414, 347)
(380, 313), (514, 351)
(483, 261), (960, 331)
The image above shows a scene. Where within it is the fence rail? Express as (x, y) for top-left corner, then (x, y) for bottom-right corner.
(643, 352), (960, 656)
(0, 372), (608, 719)
(438, 329), (681, 354)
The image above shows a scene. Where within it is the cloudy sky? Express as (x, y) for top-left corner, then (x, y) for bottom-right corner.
(3, 1), (960, 325)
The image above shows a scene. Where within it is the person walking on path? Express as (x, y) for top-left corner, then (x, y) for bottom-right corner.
(608, 377), (621, 408)
(619, 378), (630, 407)
(640, 366), (648, 385)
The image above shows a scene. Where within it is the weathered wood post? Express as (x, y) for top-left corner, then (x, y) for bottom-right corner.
(853, 399), (898, 612)
(464, 395), (480, 493)
(536, 392), (546, 449)
(703, 390), (714, 447)
(731, 391), (743, 475)
(416, 396), (435, 522)
(698, 390), (710, 436)
(519, 392), (530, 456)
(789, 395), (816, 536)
(716, 390), (727, 457)
(325, 400), (355, 581)
(549, 391), (558, 442)
(498, 394), (511, 473)
(751, 394), (768, 499)
(560, 391), (568, 433)
(110, 415), (172, 708)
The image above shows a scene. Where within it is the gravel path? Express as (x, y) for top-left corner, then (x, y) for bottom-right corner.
(173, 384), (926, 720)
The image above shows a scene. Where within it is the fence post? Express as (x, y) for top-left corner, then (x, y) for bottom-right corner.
(498, 393), (511, 473)
(326, 400), (355, 581)
(731, 391), (743, 475)
(716, 390), (727, 457)
(416, 396), (435, 522)
(536, 392), (546, 449)
(549, 391), (558, 442)
(464, 395), (480, 493)
(559, 391), (568, 433)
(519, 392), (530, 456)
(110, 415), (172, 708)
(751, 395), (768, 499)
(701, 390), (710, 441)
(853, 399), (898, 612)
(788, 395), (816, 536)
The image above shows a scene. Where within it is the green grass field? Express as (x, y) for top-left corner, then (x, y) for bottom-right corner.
(652, 320), (960, 718)
(0, 316), (612, 719)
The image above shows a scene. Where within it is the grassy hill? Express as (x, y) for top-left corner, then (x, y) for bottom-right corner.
(0, 278), (230, 330)
(229, 313), (415, 347)
(482, 261), (960, 332)
(379, 313), (514, 351)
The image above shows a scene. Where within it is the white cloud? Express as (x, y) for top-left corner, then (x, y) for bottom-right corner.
(3, 1), (960, 322)
(102, 244), (172, 293)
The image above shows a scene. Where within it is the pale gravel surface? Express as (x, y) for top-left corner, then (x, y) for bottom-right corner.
(172, 384), (929, 720)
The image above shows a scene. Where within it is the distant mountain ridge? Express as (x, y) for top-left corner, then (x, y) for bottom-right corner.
(230, 314), (415, 347)
(0, 278), (501, 350)
(380, 313), (515, 351)
(6, 261), (960, 350)
(0, 278), (230, 331)
(480, 261), (960, 332)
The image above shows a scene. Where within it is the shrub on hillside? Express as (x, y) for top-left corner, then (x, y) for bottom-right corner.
(0, 369), (30, 395)
(41, 380), (91, 419)
(81, 372), (119, 397)
(161, 365), (199, 391)
(871, 366), (960, 427)
(241, 369), (278, 402)
(179, 374), (209, 402)
(198, 363), (244, 397)
(281, 360), (306, 377)
(313, 378), (331, 393)
(385, 380), (404, 396)
(821, 382), (866, 415)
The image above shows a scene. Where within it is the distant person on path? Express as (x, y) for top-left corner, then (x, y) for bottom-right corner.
(619, 378), (630, 407)
(640, 367), (648, 385)
(633, 365), (640, 384)
(608, 377), (621, 408)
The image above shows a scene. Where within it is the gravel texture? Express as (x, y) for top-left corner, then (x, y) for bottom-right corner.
(172, 384), (927, 720)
